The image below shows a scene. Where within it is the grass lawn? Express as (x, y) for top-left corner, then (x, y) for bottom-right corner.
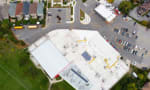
(56, 76), (62, 80)
(53, 4), (62, 8)
(70, 6), (73, 15)
(80, 9), (85, 21)
(54, 0), (61, 2)
(0, 40), (49, 90)
(51, 80), (75, 90)
(82, 0), (87, 3)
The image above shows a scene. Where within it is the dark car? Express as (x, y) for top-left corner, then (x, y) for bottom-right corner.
(142, 67), (148, 70)
(121, 28), (128, 32)
(121, 31), (125, 36)
(132, 50), (138, 55)
(58, 9), (62, 12)
(114, 28), (119, 32)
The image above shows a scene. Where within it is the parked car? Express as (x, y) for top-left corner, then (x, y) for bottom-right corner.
(58, 9), (62, 12)
(142, 67), (148, 70)
(132, 30), (137, 35)
(116, 39), (122, 44)
(125, 41), (129, 46)
(130, 49), (134, 54)
(123, 41), (127, 46)
(48, 12), (52, 16)
(121, 31), (125, 36)
(114, 28), (120, 34)
(121, 40), (124, 45)
(132, 50), (138, 55)
(127, 43), (132, 47)
(121, 27), (128, 32)
(135, 35), (138, 39)
(133, 61), (136, 65)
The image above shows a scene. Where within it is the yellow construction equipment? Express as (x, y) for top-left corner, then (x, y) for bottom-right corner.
(14, 26), (24, 29)
(77, 40), (87, 43)
(88, 57), (95, 64)
(104, 56), (120, 69)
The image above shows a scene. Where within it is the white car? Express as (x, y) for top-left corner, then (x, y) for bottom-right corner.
(133, 61), (136, 65)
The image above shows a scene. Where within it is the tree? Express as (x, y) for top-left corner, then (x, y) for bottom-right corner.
(138, 74), (144, 80)
(147, 21), (150, 28)
(119, 1), (133, 14)
(107, 0), (114, 3)
(127, 83), (138, 90)
(130, 0), (140, 4)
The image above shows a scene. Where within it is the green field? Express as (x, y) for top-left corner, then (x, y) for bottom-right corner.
(51, 80), (75, 90)
(0, 40), (49, 90)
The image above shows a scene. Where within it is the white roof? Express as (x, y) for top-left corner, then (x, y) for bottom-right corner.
(29, 37), (69, 78)
(47, 29), (129, 90)
(95, 4), (116, 22)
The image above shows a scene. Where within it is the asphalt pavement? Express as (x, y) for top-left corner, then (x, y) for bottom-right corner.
(12, 0), (150, 68)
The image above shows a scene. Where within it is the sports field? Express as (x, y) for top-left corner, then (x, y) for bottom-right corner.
(0, 40), (49, 90)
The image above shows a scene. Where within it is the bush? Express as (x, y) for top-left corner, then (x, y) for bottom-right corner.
(48, 3), (51, 8)
(147, 21), (150, 28)
(107, 0), (114, 3)
(140, 20), (149, 26)
(82, 0), (87, 3)
(119, 1), (133, 14)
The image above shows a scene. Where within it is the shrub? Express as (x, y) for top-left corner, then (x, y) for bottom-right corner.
(107, 0), (114, 3)
(119, 1), (133, 14)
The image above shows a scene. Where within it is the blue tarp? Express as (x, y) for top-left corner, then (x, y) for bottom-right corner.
(82, 51), (91, 61)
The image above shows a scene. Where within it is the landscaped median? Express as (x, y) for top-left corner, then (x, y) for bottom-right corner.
(80, 9), (85, 21)
(80, 9), (91, 24)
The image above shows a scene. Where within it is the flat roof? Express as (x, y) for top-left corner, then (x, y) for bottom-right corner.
(0, 5), (9, 20)
(9, 2), (16, 17)
(46, 29), (129, 90)
(15, 3), (23, 15)
(29, 2), (37, 14)
(23, 2), (30, 15)
(95, 4), (116, 22)
(37, 2), (44, 16)
(29, 36), (69, 78)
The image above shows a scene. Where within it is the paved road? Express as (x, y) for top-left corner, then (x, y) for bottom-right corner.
(12, 0), (150, 68)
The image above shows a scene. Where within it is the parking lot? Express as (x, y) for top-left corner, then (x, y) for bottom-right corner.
(11, 0), (150, 68)
(102, 16), (150, 67)
(47, 8), (71, 25)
